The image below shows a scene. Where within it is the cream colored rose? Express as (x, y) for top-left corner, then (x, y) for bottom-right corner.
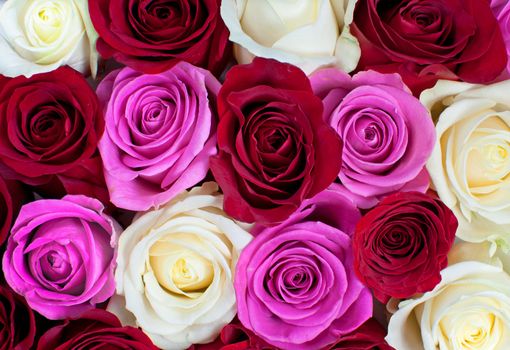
(386, 241), (510, 350)
(422, 80), (510, 246)
(221, 0), (360, 74)
(108, 183), (252, 350)
(0, 0), (98, 77)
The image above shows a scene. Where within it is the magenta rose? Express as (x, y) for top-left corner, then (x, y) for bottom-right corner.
(492, 0), (510, 78)
(2, 195), (120, 320)
(352, 0), (508, 94)
(310, 69), (435, 208)
(97, 62), (219, 211)
(88, 0), (231, 76)
(36, 309), (158, 350)
(235, 185), (371, 349)
(210, 58), (342, 224)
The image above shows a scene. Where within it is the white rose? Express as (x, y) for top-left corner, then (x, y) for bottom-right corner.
(422, 80), (510, 246)
(0, 0), (98, 77)
(221, 0), (360, 74)
(387, 241), (510, 350)
(108, 182), (252, 350)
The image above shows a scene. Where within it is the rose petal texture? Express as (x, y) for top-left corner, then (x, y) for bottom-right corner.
(491, 0), (510, 80)
(2, 195), (120, 320)
(386, 243), (510, 350)
(310, 69), (435, 208)
(97, 62), (220, 211)
(422, 79), (510, 246)
(188, 317), (274, 350)
(108, 182), (252, 350)
(0, 175), (27, 245)
(353, 191), (458, 303)
(0, 0), (98, 77)
(221, 0), (360, 75)
(0, 284), (36, 350)
(352, 0), (507, 95)
(0, 66), (108, 202)
(36, 309), (158, 350)
(328, 318), (394, 350)
(88, 0), (231, 76)
(210, 58), (342, 224)
(236, 184), (372, 350)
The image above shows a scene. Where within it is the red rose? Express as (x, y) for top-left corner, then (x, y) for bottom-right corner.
(89, 0), (231, 75)
(0, 285), (36, 350)
(189, 318), (274, 350)
(36, 309), (158, 350)
(328, 319), (394, 350)
(0, 67), (108, 202)
(210, 58), (342, 224)
(352, 0), (507, 94)
(353, 192), (458, 303)
(0, 176), (27, 245)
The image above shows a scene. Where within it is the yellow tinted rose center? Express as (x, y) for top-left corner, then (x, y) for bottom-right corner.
(149, 235), (215, 297)
(26, 1), (67, 44)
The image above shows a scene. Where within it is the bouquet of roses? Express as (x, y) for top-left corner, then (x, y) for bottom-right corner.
(0, 0), (510, 349)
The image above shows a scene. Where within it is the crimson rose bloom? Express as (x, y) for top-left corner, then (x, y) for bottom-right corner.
(89, 0), (231, 75)
(210, 58), (342, 224)
(352, 0), (507, 94)
(0, 176), (26, 245)
(0, 67), (107, 202)
(353, 192), (457, 303)
(0, 285), (36, 350)
(36, 309), (158, 350)
(328, 319), (394, 350)
(189, 318), (274, 350)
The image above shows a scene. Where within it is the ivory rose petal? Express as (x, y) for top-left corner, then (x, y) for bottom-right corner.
(108, 182), (252, 350)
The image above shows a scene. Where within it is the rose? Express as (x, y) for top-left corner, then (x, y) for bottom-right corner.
(310, 69), (435, 208)
(188, 318), (274, 350)
(491, 0), (510, 79)
(422, 79), (510, 245)
(0, 66), (107, 201)
(0, 0), (98, 78)
(210, 58), (342, 224)
(36, 309), (157, 350)
(353, 191), (457, 303)
(97, 62), (220, 211)
(351, 0), (508, 94)
(328, 319), (394, 350)
(235, 185), (371, 350)
(88, 0), (231, 76)
(0, 285), (36, 350)
(0, 176), (27, 245)
(221, 0), (360, 75)
(108, 182), (252, 349)
(2, 195), (119, 320)
(386, 242), (510, 350)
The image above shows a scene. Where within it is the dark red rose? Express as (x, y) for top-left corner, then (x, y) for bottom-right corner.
(353, 191), (458, 303)
(0, 176), (27, 245)
(352, 0), (507, 94)
(189, 318), (274, 350)
(89, 0), (232, 76)
(36, 309), (158, 350)
(0, 284), (36, 350)
(328, 319), (394, 350)
(0, 67), (108, 202)
(210, 58), (342, 224)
